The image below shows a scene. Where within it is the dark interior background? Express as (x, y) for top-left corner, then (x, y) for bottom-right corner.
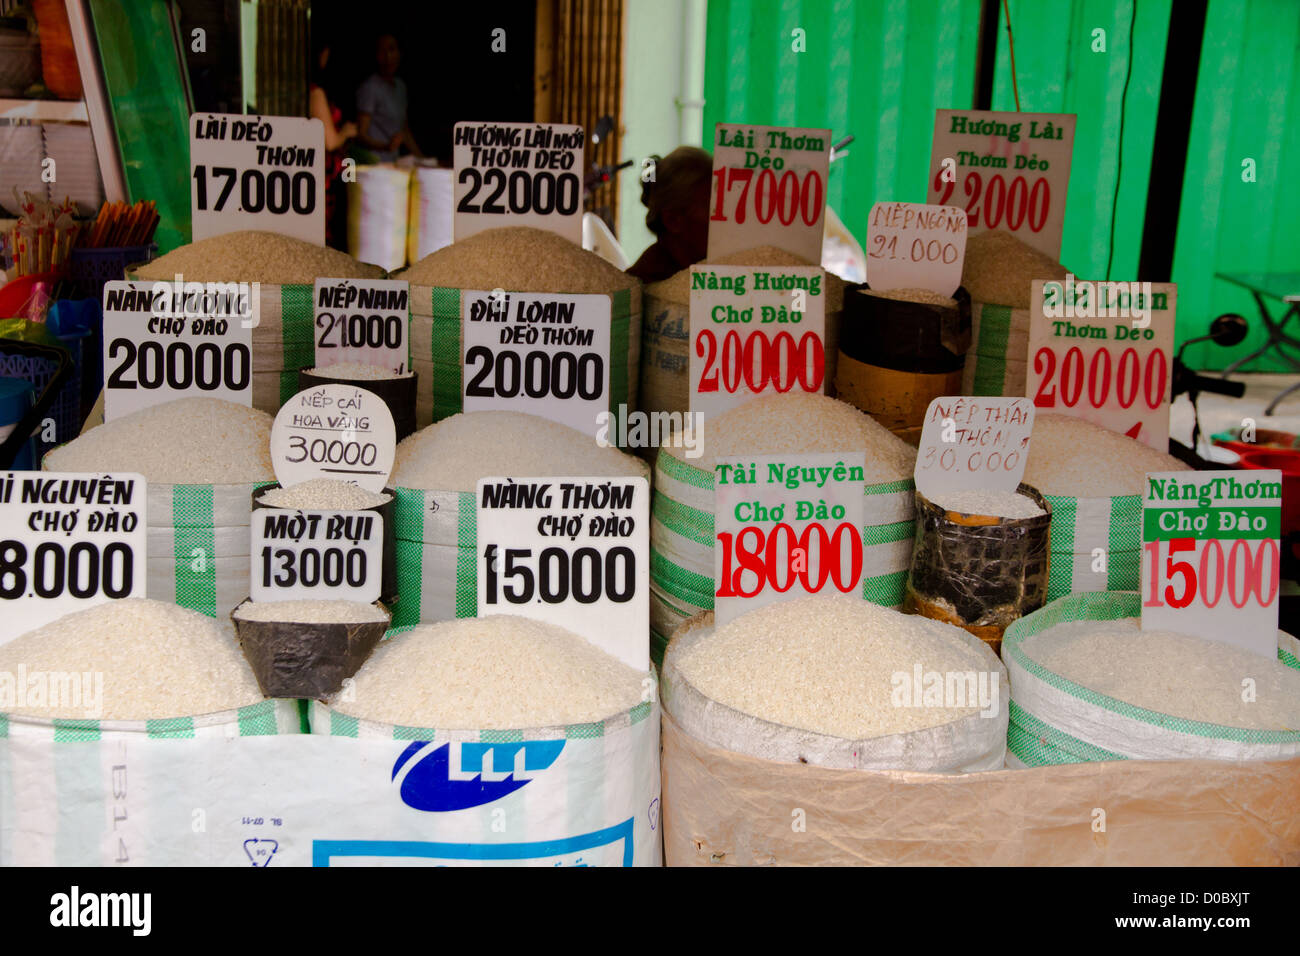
(308, 0), (537, 165)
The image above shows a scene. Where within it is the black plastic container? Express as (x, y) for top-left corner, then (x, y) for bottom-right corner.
(232, 599), (390, 699)
(297, 367), (418, 441)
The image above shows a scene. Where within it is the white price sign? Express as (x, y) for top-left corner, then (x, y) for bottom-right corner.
(102, 280), (253, 421)
(706, 123), (830, 263)
(713, 453), (866, 628)
(313, 279), (410, 375)
(688, 265), (826, 421)
(865, 201), (967, 296)
(1027, 279), (1175, 451)
(461, 290), (611, 439)
(270, 384), (395, 493)
(915, 397), (1034, 499)
(453, 121), (584, 244)
(1141, 470), (1281, 657)
(190, 112), (324, 244)
(927, 109), (1074, 260)
(0, 472), (146, 642)
(475, 476), (649, 671)
(251, 509), (382, 603)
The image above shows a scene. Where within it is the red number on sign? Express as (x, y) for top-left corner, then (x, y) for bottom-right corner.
(695, 329), (719, 391)
(1006, 175), (1029, 230)
(1059, 347), (1084, 407)
(1144, 537), (1279, 610)
(984, 174), (1006, 229)
(799, 171), (824, 226)
(963, 173), (983, 228)
(1032, 348), (1057, 406)
(1164, 538), (1197, 609)
(1088, 348), (1112, 408)
(715, 521), (863, 599)
(755, 169), (778, 225)
(696, 330), (825, 396)
(1027, 178), (1050, 231)
(1144, 350), (1168, 410)
(934, 167), (955, 206)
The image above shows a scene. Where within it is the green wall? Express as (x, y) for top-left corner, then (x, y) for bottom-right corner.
(702, 0), (1300, 370)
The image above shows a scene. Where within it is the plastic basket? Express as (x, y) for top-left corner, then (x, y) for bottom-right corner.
(67, 244), (155, 302)
(0, 333), (83, 459)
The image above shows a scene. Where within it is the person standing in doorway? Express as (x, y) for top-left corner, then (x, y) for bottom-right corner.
(309, 38), (357, 249)
(356, 33), (424, 162)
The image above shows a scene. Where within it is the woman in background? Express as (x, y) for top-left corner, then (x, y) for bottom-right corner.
(309, 39), (358, 249)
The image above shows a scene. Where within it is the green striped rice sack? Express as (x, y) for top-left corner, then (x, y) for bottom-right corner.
(390, 487), (477, 628)
(649, 451), (916, 659)
(961, 302), (1030, 397)
(1043, 493), (1140, 601)
(1004, 591), (1300, 768)
(306, 693), (662, 866)
(145, 481), (269, 619)
(0, 699), (301, 866)
(408, 285), (640, 429)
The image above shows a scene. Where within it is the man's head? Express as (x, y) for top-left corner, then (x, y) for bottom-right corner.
(375, 34), (400, 78)
(642, 146), (713, 266)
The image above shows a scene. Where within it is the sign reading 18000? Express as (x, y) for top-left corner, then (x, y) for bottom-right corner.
(453, 121), (584, 244)
(102, 280), (254, 421)
(191, 113), (324, 245)
(0, 472), (146, 643)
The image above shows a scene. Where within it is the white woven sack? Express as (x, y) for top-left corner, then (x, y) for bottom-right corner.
(307, 694), (662, 867)
(1004, 591), (1300, 764)
(662, 612), (1007, 772)
(0, 699), (301, 865)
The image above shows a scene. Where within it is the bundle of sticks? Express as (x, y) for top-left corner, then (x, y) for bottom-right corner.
(79, 199), (159, 249)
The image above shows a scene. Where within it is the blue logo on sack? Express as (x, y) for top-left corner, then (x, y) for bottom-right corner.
(392, 740), (566, 812)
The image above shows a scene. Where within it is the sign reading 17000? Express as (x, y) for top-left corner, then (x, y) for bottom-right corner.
(191, 113), (324, 245)
(707, 124), (830, 264)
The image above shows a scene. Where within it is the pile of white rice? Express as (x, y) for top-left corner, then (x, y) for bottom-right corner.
(45, 397), (274, 485)
(134, 230), (383, 284)
(332, 615), (647, 728)
(305, 362), (413, 380)
(666, 392), (915, 483)
(929, 488), (1045, 519)
(392, 410), (649, 492)
(258, 478), (391, 509)
(861, 287), (956, 309)
(1023, 414), (1190, 497)
(0, 599), (263, 719)
(961, 230), (1067, 308)
(398, 226), (638, 295)
(233, 599), (389, 624)
(1021, 617), (1300, 731)
(674, 594), (991, 739)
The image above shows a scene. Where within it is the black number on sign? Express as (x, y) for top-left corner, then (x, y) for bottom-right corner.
(456, 168), (482, 213)
(534, 171), (556, 214)
(291, 171), (315, 214)
(241, 168), (265, 212)
(464, 347), (603, 402)
(456, 168), (581, 217)
(0, 539), (25, 598)
(481, 169), (508, 214)
(106, 339), (250, 393)
(266, 170), (291, 214)
(103, 542), (133, 597)
(481, 545), (635, 605)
